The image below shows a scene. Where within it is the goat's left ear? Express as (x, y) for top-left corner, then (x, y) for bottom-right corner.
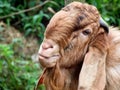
(99, 17), (109, 33)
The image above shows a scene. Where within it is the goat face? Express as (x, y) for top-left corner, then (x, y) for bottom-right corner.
(38, 2), (106, 68)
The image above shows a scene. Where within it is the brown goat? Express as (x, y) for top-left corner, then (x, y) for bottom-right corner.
(37, 2), (120, 90)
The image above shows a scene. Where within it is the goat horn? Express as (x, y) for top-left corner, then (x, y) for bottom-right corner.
(99, 17), (109, 33)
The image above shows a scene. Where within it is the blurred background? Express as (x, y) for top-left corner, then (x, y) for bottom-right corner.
(0, 0), (120, 90)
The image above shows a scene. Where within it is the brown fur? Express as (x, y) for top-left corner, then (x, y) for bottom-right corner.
(38, 2), (120, 90)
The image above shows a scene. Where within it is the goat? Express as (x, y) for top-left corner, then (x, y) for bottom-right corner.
(37, 2), (120, 90)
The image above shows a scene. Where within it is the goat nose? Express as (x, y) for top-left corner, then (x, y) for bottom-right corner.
(42, 42), (53, 50)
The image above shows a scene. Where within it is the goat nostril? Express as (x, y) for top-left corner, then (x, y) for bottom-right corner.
(42, 43), (53, 50)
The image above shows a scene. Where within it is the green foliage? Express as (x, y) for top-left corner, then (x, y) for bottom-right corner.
(23, 10), (49, 42)
(86, 0), (120, 27)
(38, 84), (46, 90)
(0, 0), (64, 43)
(0, 44), (41, 90)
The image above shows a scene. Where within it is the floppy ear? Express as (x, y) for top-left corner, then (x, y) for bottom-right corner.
(78, 32), (108, 90)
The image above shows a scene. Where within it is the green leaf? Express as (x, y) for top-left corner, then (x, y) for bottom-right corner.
(49, 1), (59, 7)
(33, 14), (42, 25)
(25, 28), (32, 36)
(24, 23), (32, 30)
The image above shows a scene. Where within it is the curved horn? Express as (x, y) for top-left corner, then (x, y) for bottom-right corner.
(99, 17), (109, 33)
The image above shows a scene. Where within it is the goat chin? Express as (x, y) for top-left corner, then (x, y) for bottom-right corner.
(37, 1), (120, 90)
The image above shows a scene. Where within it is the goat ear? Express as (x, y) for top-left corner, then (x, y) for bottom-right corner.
(78, 47), (107, 90)
(99, 17), (109, 33)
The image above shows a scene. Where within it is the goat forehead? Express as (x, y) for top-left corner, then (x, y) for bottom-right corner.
(47, 10), (78, 29)
(45, 11), (78, 37)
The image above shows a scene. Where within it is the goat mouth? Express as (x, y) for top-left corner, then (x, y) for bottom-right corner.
(39, 54), (60, 60)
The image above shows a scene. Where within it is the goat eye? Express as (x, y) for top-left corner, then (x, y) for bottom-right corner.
(82, 29), (91, 35)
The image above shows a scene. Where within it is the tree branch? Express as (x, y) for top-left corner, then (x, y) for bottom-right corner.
(0, 0), (50, 19)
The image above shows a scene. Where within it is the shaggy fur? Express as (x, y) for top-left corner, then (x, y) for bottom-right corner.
(38, 2), (120, 90)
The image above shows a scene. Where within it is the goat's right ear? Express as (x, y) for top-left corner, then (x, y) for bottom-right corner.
(78, 46), (107, 90)
(99, 17), (109, 33)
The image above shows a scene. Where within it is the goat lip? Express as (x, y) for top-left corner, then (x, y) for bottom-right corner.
(39, 54), (49, 60)
(39, 54), (60, 60)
